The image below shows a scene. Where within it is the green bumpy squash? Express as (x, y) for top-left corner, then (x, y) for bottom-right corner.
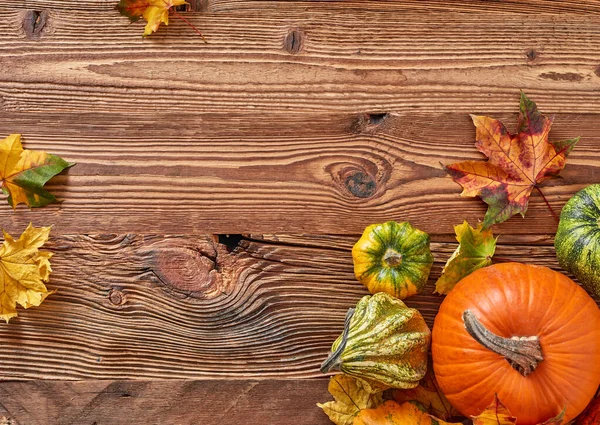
(555, 184), (600, 297)
(352, 221), (434, 300)
(320, 292), (431, 389)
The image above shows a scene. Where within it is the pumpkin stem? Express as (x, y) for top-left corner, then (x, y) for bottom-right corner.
(463, 310), (543, 377)
(383, 249), (402, 267)
(320, 308), (355, 373)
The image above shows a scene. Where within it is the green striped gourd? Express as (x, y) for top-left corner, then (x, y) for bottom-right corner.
(555, 184), (600, 297)
(320, 292), (431, 389)
(352, 221), (433, 300)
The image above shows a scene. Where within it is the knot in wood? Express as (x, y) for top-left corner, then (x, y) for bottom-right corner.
(525, 49), (538, 62)
(108, 288), (125, 306)
(147, 238), (236, 299)
(284, 28), (304, 54)
(23, 10), (48, 39)
(344, 169), (377, 198)
(326, 157), (391, 200)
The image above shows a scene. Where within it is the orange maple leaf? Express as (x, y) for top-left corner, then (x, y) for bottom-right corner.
(446, 92), (579, 228)
(115, 0), (150, 22)
(353, 400), (435, 425)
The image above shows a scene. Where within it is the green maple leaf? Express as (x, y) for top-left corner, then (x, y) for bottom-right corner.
(0, 134), (74, 209)
(435, 221), (497, 294)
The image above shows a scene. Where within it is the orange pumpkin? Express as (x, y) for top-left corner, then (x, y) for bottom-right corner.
(432, 263), (600, 425)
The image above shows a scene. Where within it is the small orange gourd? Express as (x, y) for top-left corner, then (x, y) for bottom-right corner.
(431, 263), (600, 425)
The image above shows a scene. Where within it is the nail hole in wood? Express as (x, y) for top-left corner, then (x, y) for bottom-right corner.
(284, 28), (303, 54)
(526, 49), (538, 61)
(368, 113), (389, 126)
(351, 112), (390, 134)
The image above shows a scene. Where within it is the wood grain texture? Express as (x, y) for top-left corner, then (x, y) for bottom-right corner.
(0, 232), (595, 381)
(0, 379), (331, 425)
(1, 9), (600, 115)
(206, 0), (600, 14)
(9, 0), (600, 14)
(0, 112), (595, 236)
(2, 1), (600, 423)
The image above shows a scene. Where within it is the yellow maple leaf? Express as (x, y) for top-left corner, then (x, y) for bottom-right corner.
(393, 363), (460, 421)
(317, 374), (384, 425)
(116, 0), (189, 36)
(0, 224), (54, 322)
(143, 0), (188, 36)
(470, 395), (517, 425)
(0, 134), (73, 209)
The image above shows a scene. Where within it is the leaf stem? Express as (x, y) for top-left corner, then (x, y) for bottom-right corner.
(534, 186), (560, 223)
(170, 7), (207, 42)
(334, 379), (361, 411)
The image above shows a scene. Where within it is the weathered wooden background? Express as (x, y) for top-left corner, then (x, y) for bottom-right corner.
(1, 0), (600, 423)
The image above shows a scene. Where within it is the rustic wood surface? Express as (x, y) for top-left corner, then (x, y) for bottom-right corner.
(1, 0), (600, 424)
(0, 379), (331, 425)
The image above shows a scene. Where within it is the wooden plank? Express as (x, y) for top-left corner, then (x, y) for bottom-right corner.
(0, 379), (331, 425)
(9, 0), (600, 14)
(1, 10), (600, 114)
(205, 0), (600, 14)
(0, 232), (594, 381)
(0, 112), (595, 236)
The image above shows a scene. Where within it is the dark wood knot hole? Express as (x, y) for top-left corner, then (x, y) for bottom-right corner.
(284, 28), (303, 54)
(23, 10), (48, 39)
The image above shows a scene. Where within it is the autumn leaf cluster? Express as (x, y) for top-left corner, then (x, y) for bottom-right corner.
(0, 134), (73, 321)
(435, 92), (578, 293)
(319, 374), (570, 425)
